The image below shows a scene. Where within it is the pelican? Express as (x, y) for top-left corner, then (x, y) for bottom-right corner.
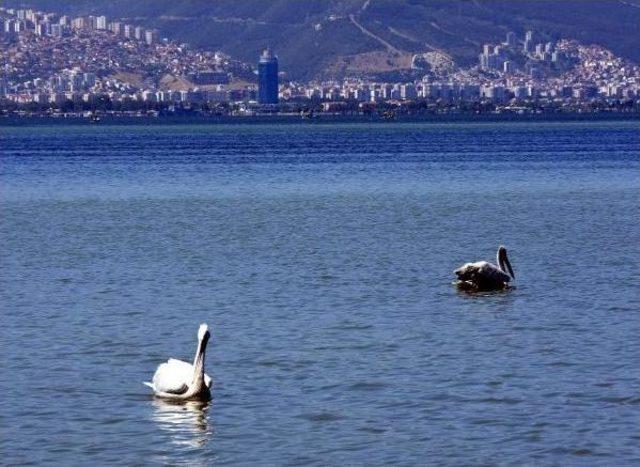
(454, 246), (515, 291)
(144, 324), (212, 401)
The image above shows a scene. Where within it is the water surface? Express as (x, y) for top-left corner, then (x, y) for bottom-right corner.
(1, 122), (639, 465)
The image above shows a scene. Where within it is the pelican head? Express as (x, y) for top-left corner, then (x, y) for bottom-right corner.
(454, 262), (475, 281)
(197, 323), (210, 344)
(497, 246), (515, 279)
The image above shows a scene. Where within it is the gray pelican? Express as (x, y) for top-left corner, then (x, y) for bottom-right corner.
(144, 324), (212, 401)
(454, 246), (515, 291)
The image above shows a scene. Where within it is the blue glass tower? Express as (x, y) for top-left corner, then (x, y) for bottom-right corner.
(258, 48), (279, 104)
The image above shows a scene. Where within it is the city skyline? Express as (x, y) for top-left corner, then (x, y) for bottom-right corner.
(1, 4), (639, 119)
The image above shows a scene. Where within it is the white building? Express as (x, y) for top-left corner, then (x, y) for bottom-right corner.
(96, 16), (107, 30)
(145, 29), (158, 45)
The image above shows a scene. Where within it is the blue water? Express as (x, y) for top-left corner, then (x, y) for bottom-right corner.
(1, 121), (639, 465)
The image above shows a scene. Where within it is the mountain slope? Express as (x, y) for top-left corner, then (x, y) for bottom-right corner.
(8, 0), (640, 79)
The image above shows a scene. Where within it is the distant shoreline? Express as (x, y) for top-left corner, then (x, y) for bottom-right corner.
(1, 112), (638, 126)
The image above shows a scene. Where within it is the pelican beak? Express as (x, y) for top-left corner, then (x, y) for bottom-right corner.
(503, 253), (515, 279)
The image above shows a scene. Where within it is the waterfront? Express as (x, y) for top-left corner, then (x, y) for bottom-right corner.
(1, 121), (639, 464)
(3, 6), (640, 121)
(2, 110), (638, 126)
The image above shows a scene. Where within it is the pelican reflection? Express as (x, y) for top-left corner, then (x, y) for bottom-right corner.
(152, 399), (212, 448)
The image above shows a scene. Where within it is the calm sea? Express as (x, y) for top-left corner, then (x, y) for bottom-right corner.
(1, 121), (639, 465)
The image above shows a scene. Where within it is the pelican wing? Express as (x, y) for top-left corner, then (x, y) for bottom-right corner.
(455, 260), (511, 290)
(478, 262), (512, 283)
(166, 358), (213, 389)
(151, 359), (192, 394)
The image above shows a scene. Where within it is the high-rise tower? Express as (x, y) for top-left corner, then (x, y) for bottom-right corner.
(258, 48), (279, 104)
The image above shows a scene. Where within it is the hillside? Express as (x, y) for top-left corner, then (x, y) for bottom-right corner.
(7, 0), (640, 79)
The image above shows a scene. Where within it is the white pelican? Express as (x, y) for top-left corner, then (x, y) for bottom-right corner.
(454, 246), (515, 291)
(144, 324), (212, 401)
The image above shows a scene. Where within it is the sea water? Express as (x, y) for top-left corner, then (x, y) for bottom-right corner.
(1, 121), (639, 464)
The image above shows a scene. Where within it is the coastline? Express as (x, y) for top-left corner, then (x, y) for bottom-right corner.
(1, 111), (638, 126)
